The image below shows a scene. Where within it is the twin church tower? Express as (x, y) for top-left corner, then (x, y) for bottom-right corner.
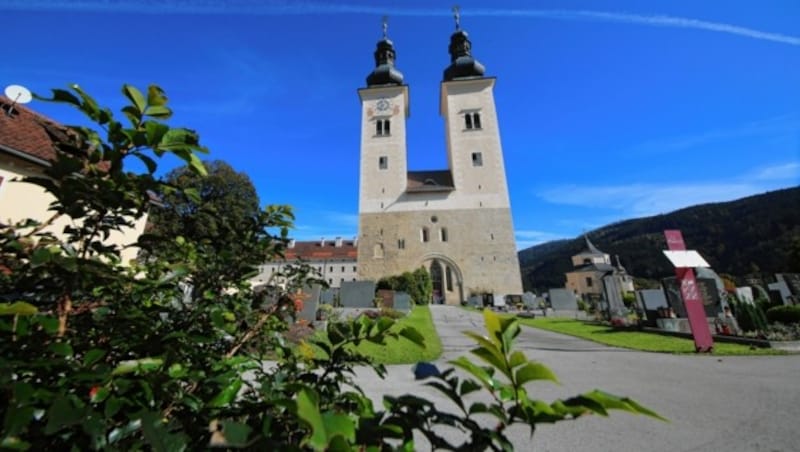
(356, 14), (523, 303)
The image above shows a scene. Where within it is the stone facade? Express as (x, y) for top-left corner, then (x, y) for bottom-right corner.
(355, 26), (523, 304)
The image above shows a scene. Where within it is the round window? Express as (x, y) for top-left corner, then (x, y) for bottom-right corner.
(430, 216), (438, 223)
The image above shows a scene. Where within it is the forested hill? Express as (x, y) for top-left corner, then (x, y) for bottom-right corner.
(518, 186), (800, 292)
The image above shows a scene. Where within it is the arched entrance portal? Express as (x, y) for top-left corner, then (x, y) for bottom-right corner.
(420, 254), (464, 305)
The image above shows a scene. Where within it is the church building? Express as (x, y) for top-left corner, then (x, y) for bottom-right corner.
(356, 15), (523, 304)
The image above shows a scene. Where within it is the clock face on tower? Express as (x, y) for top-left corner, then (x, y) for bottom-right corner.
(376, 98), (391, 112)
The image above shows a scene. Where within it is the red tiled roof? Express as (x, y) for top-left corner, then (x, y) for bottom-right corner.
(282, 240), (358, 261)
(0, 96), (61, 164)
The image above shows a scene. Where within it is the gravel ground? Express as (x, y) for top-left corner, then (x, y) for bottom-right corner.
(353, 305), (800, 452)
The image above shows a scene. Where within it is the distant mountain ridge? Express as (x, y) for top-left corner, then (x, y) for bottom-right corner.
(518, 186), (800, 292)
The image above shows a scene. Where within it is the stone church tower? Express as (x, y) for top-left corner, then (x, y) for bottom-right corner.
(356, 17), (522, 304)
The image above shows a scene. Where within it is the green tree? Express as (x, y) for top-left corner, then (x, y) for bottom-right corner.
(144, 160), (291, 296)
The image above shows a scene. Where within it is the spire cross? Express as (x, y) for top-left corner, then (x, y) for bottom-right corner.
(452, 5), (461, 30)
(382, 15), (388, 38)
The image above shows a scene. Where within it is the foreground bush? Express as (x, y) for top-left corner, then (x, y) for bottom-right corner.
(1, 84), (662, 450)
(766, 304), (800, 325)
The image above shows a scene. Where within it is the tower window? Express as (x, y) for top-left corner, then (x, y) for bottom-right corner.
(421, 227), (430, 243)
(440, 227), (448, 242)
(398, 238), (405, 249)
(471, 152), (483, 167)
(378, 156), (388, 170)
(375, 118), (391, 136)
(464, 112), (482, 130)
(586, 277), (593, 287)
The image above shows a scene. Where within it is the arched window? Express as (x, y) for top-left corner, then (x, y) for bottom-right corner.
(440, 227), (448, 242)
(421, 227), (430, 243)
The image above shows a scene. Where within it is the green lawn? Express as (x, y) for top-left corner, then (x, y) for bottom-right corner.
(516, 317), (785, 355)
(313, 305), (443, 365)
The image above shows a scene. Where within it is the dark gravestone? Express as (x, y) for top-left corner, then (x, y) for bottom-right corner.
(548, 289), (577, 310)
(377, 289), (395, 308)
(320, 289), (336, 305)
(602, 275), (626, 317)
(468, 295), (482, 308)
(522, 292), (536, 310)
(340, 281), (376, 308)
(394, 292), (412, 313)
(662, 277), (687, 318)
(696, 277), (722, 316)
(637, 289), (668, 310)
(779, 273), (800, 297)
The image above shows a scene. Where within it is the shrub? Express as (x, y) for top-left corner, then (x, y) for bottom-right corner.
(766, 305), (800, 325)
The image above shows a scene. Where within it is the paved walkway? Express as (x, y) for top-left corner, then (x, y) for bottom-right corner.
(354, 306), (800, 452)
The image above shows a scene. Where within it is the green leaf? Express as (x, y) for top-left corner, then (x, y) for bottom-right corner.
(470, 346), (509, 378)
(296, 388), (327, 451)
(0, 436), (31, 451)
(44, 396), (83, 434)
(122, 84), (146, 115)
(144, 121), (169, 147)
(147, 85), (168, 106)
(449, 356), (496, 391)
(36, 316), (59, 333)
(83, 349), (106, 367)
(398, 326), (425, 347)
(104, 396), (122, 418)
(49, 342), (74, 358)
(141, 411), (187, 452)
(515, 362), (560, 386)
(321, 412), (356, 445)
(30, 247), (53, 266)
(143, 105), (172, 119)
(111, 357), (163, 376)
(581, 390), (667, 421)
(187, 153), (207, 176)
(483, 308), (502, 347)
(108, 418), (141, 444)
(214, 421), (252, 448)
(37, 88), (81, 106)
(0, 302), (38, 316)
(207, 378), (242, 408)
(508, 350), (527, 369)
(168, 363), (188, 379)
(90, 387), (110, 404)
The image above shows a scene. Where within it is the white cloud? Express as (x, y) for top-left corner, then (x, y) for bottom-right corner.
(751, 162), (800, 182)
(5, 2), (800, 46)
(537, 174), (792, 218)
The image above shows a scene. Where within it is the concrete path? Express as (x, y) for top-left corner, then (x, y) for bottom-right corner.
(354, 305), (800, 452)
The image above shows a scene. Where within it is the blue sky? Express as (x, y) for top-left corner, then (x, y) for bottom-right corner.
(2, 0), (798, 249)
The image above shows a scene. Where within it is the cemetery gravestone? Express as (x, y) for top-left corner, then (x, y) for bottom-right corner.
(522, 292), (536, 310)
(394, 292), (412, 313)
(340, 281), (376, 308)
(377, 289), (395, 308)
(548, 288), (578, 311)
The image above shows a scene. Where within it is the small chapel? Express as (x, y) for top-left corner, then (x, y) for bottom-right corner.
(355, 12), (523, 304)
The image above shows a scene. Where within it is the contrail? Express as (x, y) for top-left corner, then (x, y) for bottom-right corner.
(4, 1), (799, 46)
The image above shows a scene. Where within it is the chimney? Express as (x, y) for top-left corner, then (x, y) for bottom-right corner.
(335, 236), (343, 248)
(320, 237), (325, 247)
(288, 239), (295, 249)
(353, 236), (358, 247)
